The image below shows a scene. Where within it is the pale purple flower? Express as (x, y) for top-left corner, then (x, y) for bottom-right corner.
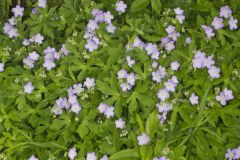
(56, 97), (70, 109)
(145, 43), (159, 56)
(233, 147), (240, 159)
(52, 105), (63, 115)
(201, 25), (215, 38)
(160, 37), (170, 48)
(126, 73), (136, 86)
(106, 23), (116, 33)
(115, 118), (125, 129)
(61, 44), (69, 56)
(84, 77), (95, 89)
(225, 149), (235, 160)
(24, 82), (34, 94)
(137, 133), (150, 145)
(100, 155), (108, 160)
(152, 66), (167, 83)
(85, 38), (99, 52)
(98, 103), (108, 113)
(29, 51), (40, 61)
(71, 103), (81, 114)
(73, 83), (84, 94)
(68, 95), (78, 105)
(189, 93), (199, 105)
(93, 10), (105, 23)
(185, 37), (192, 44)
(3, 23), (12, 34)
(33, 34), (44, 44)
(168, 32), (181, 41)
(164, 80), (176, 92)
(23, 57), (35, 68)
(43, 60), (56, 70)
(156, 102), (172, 113)
(154, 156), (167, 160)
(67, 87), (75, 96)
(104, 11), (114, 24)
(192, 51), (206, 69)
(86, 152), (97, 160)
(208, 66), (220, 79)
(32, 7), (38, 14)
(120, 83), (132, 92)
(203, 56), (215, 69)
(22, 39), (30, 46)
(211, 17), (224, 30)
(115, 1), (127, 13)
(133, 37), (145, 49)
(176, 14), (185, 24)
(28, 155), (38, 160)
(117, 69), (128, 79)
(87, 20), (99, 32)
(229, 17), (238, 30)
(174, 7), (184, 15)
(165, 41), (175, 51)
(68, 148), (77, 160)
(12, 5), (24, 17)
(0, 63), (4, 72)
(157, 89), (170, 101)
(152, 61), (158, 68)
(216, 88), (234, 106)
(126, 56), (135, 67)
(38, 0), (47, 8)
(91, 8), (103, 17)
(165, 25), (176, 35)
(170, 61), (180, 71)
(8, 27), (18, 38)
(220, 5), (232, 18)
(9, 17), (17, 25)
(104, 106), (114, 118)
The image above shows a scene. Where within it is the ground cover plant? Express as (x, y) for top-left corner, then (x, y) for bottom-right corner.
(0, 0), (240, 159)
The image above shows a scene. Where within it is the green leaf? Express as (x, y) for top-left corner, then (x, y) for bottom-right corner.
(131, 0), (151, 12)
(151, 0), (161, 15)
(109, 149), (139, 160)
(77, 122), (89, 139)
(136, 113), (145, 132)
(145, 110), (158, 138)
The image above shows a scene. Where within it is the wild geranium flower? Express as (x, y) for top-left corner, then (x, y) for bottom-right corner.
(165, 41), (175, 51)
(71, 103), (81, 114)
(157, 89), (170, 102)
(28, 155), (38, 160)
(68, 148), (77, 160)
(174, 7), (184, 15)
(203, 56), (215, 69)
(201, 25), (215, 39)
(12, 5), (24, 17)
(115, 1), (127, 13)
(68, 95), (78, 105)
(104, 11), (114, 24)
(228, 17), (238, 30)
(176, 14), (185, 24)
(160, 37), (170, 48)
(98, 103), (108, 113)
(104, 106), (115, 118)
(73, 83), (84, 94)
(0, 63), (5, 72)
(115, 118), (125, 129)
(185, 37), (192, 44)
(106, 23), (116, 33)
(152, 66), (167, 83)
(208, 66), (220, 79)
(153, 156), (168, 160)
(117, 69), (128, 79)
(145, 43), (159, 56)
(87, 20), (99, 32)
(84, 77), (95, 89)
(156, 102), (172, 113)
(52, 105), (63, 115)
(29, 51), (40, 61)
(32, 34), (44, 44)
(126, 73), (136, 86)
(37, 0), (47, 8)
(86, 152), (97, 160)
(233, 147), (240, 159)
(165, 25), (176, 35)
(9, 17), (17, 25)
(216, 88), (234, 105)
(43, 60), (56, 70)
(168, 32), (180, 41)
(23, 57), (35, 68)
(56, 97), (70, 109)
(126, 56), (135, 67)
(100, 155), (108, 160)
(137, 133), (150, 145)
(225, 149), (235, 160)
(189, 93), (199, 105)
(219, 5), (232, 18)
(85, 37), (99, 52)
(164, 79), (176, 92)
(170, 61), (180, 71)
(211, 17), (224, 30)
(152, 61), (158, 68)
(22, 39), (30, 46)
(24, 82), (34, 94)
(192, 51), (206, 69)
(61, 44), (69, 56)
(133, 37), (145, 49)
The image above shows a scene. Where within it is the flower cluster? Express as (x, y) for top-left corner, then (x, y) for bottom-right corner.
(192, 51), (220, 79)
(152, 66), (167, 83)
(201, 5), (238, 39)
(23, 51), (40, 69)
(97, 103), (114, 118)
(43, 46), (61, 70)
(160, 25), (180, 52)
(3, 5), (25, 38)
(174, 7), (185, 24)
(117, 69), (136, 92)
(23, 34), (44, 46)
(156, 102), (172, 124)
(216, 88), (234, 106)
(225, 146), (240, 160)
(84, 8), (116, 52)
